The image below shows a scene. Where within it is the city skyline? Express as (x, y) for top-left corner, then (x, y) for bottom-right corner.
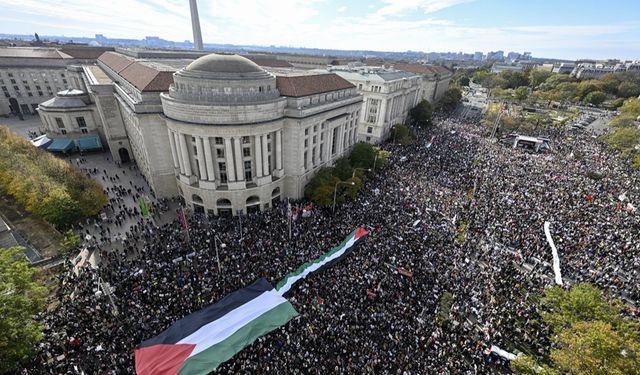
(1, 0), (639, 60)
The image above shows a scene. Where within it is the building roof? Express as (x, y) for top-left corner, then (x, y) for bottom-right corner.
(40, 95), (87, 109)
(276, 73), (354, 97)
(186, 54), (263, 74)
(393, 63), (451, 76)
(98, 51), (176, 92)
(246, 56), (293, 68)
(0, 46), (113, 60)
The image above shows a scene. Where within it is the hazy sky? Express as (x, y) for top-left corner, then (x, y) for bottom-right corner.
(1, 0), (639, 60)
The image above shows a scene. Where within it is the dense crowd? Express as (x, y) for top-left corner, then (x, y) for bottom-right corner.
(22, 112), (638, 374)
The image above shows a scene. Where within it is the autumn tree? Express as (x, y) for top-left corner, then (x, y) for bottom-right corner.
(0, 247), (46, 373)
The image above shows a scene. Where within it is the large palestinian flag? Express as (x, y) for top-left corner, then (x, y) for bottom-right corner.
(134, 227), (368, 374)
(276, 227), (368, 294)
(134, 278), (298, 375)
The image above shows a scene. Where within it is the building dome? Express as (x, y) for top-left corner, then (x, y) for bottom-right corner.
(185, 54), (263, 74)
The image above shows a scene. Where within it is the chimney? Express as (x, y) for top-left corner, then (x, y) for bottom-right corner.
(189, 0), (204, 50)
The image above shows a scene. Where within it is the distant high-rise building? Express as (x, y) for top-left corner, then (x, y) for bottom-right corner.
(189, 0), (204, 50)
(474, 52), (483, 61)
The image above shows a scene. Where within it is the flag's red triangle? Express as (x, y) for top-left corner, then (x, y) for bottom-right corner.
(135, 343), (196, 375)
(355, 227), (369, 240)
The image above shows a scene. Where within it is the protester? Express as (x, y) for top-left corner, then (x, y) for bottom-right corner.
(22, 112), (639, 374)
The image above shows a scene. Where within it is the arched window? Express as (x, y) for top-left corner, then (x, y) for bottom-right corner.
(246, 196), (260, 205)
(216, 198), (232, 207)
(271, 187), (280, 197)
(192, 194), (203, 203)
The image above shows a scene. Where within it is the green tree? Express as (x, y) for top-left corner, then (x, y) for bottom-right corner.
(0, 247), (46, 373)
(349, 142), (377, 169)
(605, 127), (640, 156)
(617, 81), (640, 98)
(333, 157), (353, 180)
(515, 86), (529, 102)
(512, 355), (558, 375)
(408, 100), (433, 127)
(551, 320), (640, 375)
(457, 76), (470, 86)
(584, 91), (607, 106)
(60, 229), (81, 253)
(37, 188), (83, 227)
(472, 70), (490, 85)
(600, 74), (621, 95)
(390, 124), (413, 145)
(439, 87), (462, 112)
(536, 284), (640, 375)
(529, 69), (553, 88)
(500, 70), (530, 89)
(577, 80), (602, 100)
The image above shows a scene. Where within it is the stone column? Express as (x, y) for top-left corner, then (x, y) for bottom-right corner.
(168, 129), (179, 170)
(202, 137), (215, 182)
(195, 137), (207, 180)
(233, 137), (244, 181)
(337, 124), (344, 154)
(254, 135), (263, 177)
(174, 132), (185, 174)
(178, 133), (192, 176)
(224, 137), (236, 181)
(261, 134), (269, 175)
(275, 130), (283, 170)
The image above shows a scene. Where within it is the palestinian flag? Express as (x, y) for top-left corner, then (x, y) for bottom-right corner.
(135, 278), (298, 375)
(276, 227), (368, 294)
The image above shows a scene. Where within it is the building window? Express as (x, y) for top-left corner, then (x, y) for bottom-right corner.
(81, 128), (88, 134)
(55, 118), (64, 128)
(366, 136), (371, 142)
(312, 147), (316, 165)
(216, 148), (224, 158)
(304, 128), (309, 136)
(10, 79), (16, 84)
(304, 139), (308, 148)
(313, 125), (317, 132)
(367, 127), (373, 134)
(27, 92), (33, 97)
(331, 128), (338, 155)
(303, 152), (307, 169)
(76, 117), (87, 128)
(38, 91), (43, 96)
(312, 135), (317, 144)
(242, 136), (250, 144)
(215, 137), (223, 145)
(243, 147), (251, 157)
(60, 129), (67, 135)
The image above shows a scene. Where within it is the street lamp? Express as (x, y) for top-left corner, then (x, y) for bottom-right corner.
(351, 168), (372, 179)
(333, 181), (355, 213)
(207, 232), (226, 273)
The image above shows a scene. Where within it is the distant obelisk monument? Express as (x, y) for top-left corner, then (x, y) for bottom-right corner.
(189, 0), (204, 50)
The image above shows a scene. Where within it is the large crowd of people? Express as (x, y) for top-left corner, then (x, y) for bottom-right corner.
(21, 111), (638, 374)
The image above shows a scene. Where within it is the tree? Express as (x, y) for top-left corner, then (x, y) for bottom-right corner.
(457, 76), (470, 87)
(439, 87), (462, 112)
(408, 100), (433, 127)
(605, 127), (640, 156)
(60, 229), (81, 253)
(500, 70), (530, 89)
(333, 157), (353, 180)
(551, 320), (640, 375)
(514, 86), (529, 102)
(0, 247), (46, 373)
(529, 69), (553, 88)
(584, 91), (606, 106)
(617, 81), (640, 98)
(37, 188), (83, 227)
(600, 74), (621, 95)
(512, 355), (558, 375)
(349, 142), (377, 169)
(577, 80), (602, 100)
(390, 124), (413, 145)
(531, 284), (640, 375)
(472, 70), (490, 85)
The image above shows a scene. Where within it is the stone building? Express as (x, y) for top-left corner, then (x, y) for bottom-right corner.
(38, 51), (362, 215)
(392, 63), (452, 104)
(325, 65), (422, 144)
(0, 46), (113, 115)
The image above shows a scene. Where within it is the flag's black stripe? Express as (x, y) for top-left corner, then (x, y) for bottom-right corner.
(140, 278), (273, 347)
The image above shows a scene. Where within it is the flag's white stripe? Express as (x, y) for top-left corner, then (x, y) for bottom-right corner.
(178, 290), (287, 357)
(276, 236), (357, 295)
(544, 221), (563, 285)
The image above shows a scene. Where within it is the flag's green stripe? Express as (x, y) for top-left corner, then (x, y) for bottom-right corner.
(176, 302), (299, 375)
(276, 229), (357, 290)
